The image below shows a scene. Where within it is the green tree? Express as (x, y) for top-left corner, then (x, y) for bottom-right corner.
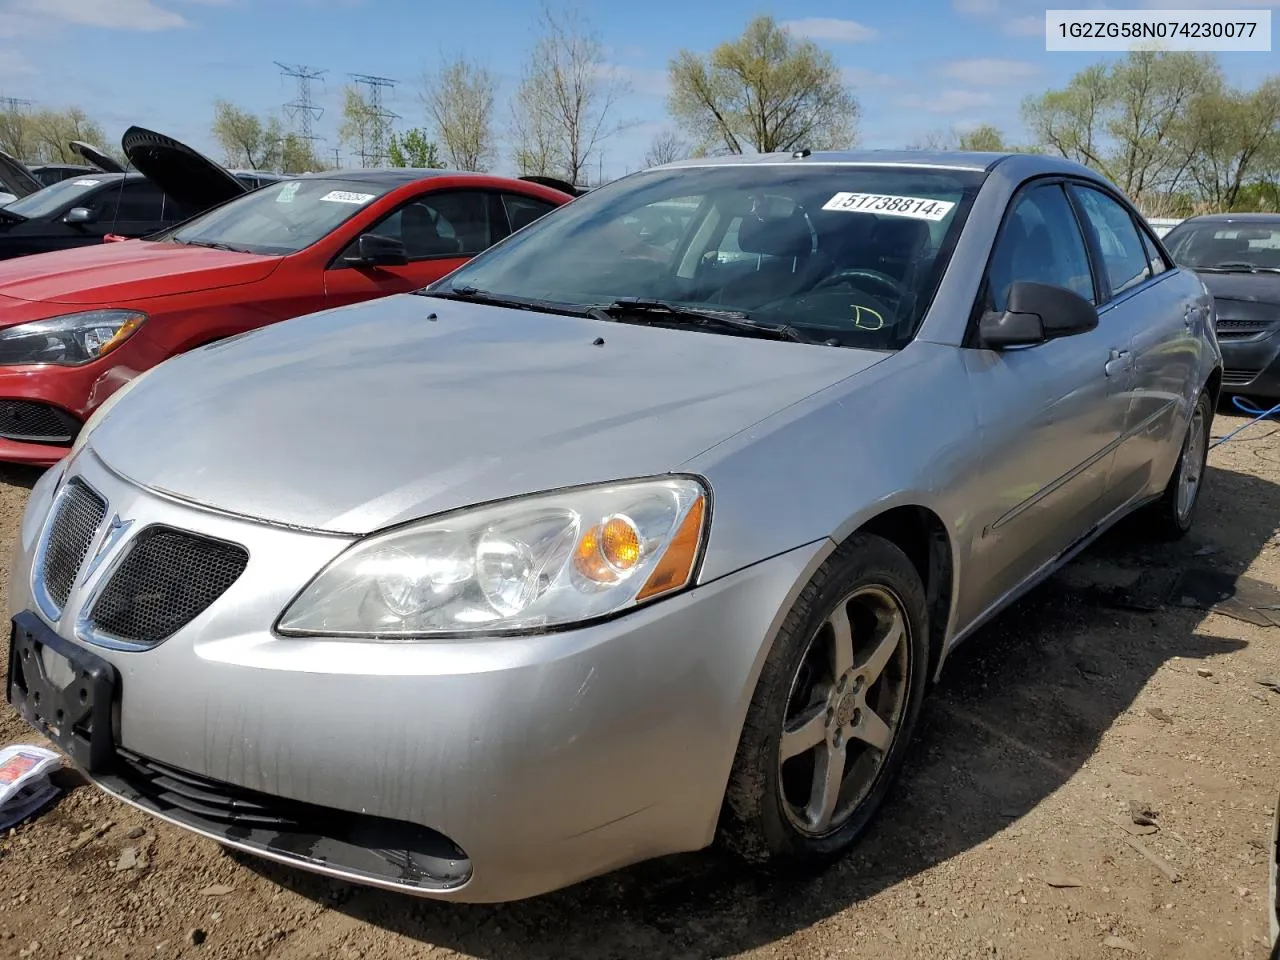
(1023, 50), (1220, 203)
(211, 100), (321, 173)
(511, 4), (628, 184)
(957, 124), (1007, 152)
(421, 56), (497, 171)
(339, 86), (385, 165)
(667, 15), (858, 155)
(1185, 77), (1280, 211)
(386, 128), (444, 168)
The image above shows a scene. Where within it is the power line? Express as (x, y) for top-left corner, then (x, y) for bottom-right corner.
(275, 62), (326, 145)
(0, 97), (32, 112)
(349, 73), (398, 166)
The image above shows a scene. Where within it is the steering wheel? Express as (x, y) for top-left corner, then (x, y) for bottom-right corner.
(810, 268), (905, 302)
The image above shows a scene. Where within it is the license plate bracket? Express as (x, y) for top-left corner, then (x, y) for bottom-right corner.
(6, 611), (118, 773)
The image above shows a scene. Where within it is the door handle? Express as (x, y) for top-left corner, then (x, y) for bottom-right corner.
(1184, 305), (1195, 328)
(1104, 349), (1131, 377)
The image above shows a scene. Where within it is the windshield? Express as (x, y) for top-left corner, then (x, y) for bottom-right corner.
(5, 176), (112, 219)
(431, 164), (982, 348)
(1164, 220), (1280, 270)
(159, 177), (393, 256)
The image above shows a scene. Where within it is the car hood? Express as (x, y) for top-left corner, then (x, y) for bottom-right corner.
(1197, 269), (1280, 306)
(89, 295), (886, 534)
(0, 149), (40, 200)
(69, 140), (125, 174)
(122, 125), (246, 212)
(0, 240), (279, 308)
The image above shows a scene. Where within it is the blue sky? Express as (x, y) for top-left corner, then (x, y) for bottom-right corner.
(0, 0), (1277, 179)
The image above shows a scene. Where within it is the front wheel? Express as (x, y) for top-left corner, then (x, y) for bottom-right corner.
(1144, 389), (1213, 539)
(720, 533), (930, 866)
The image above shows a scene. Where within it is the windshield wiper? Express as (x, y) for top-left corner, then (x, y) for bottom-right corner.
(418, 284), (592, 316)
(590, 297), (813, 343)
(175, 238), (245, 253)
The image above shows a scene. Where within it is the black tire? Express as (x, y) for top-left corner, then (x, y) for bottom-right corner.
(1144, 389), (1213, 540)
(720, 533), (930, 867)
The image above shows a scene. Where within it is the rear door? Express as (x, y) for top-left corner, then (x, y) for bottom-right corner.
(959, 179), (1128, 626)
(89, 179), (169, 238)
(1067, 181), (1196, 511)
(324, 189), (503, 309)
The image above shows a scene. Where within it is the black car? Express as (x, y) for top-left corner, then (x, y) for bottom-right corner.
(0, 127), (289, 261)
(1162, 213), (1280, 401)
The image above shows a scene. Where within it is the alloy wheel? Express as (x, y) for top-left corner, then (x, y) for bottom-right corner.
(778, 584), (912, 837)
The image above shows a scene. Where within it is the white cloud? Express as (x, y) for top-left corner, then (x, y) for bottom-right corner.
(781, 18), (878, 42)
(842, 66), (898, 89)
(0, 0), (211, 34)
(1004, 15), (1045, 36)
(940, 58), (1040, 85)
(893, 89), (996, 113)
(593, 63), (669, 98)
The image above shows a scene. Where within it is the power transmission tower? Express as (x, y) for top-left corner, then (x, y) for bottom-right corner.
(349, 73), (398, 165)
(0, 97), (32, 112)
(275, 62), (326, 151)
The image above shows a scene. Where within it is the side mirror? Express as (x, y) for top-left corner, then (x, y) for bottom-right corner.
(978, 281), (1099, 349)
(64, 206), (96, 225)
(344, 233), (408, 267)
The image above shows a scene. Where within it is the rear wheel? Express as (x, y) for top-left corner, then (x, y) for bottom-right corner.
(721, 534), (929, 865)
(1144, 390), (1212, 539)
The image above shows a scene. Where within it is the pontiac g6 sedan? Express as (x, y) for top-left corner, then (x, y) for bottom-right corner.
(6, 150), (1222, 903)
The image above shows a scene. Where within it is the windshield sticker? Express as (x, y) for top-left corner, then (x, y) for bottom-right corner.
(276, 181), (301, 203)
(73, 179), (101, 186)
(852, 305), (885, 330)
(823, 192), (955, 221)
(319, 190), (376, 205)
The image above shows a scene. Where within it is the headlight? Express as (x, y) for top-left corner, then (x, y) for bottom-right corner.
(277, 477), (709, 639)
(67, 362), (157, 460)
(0, 310), (146, 366)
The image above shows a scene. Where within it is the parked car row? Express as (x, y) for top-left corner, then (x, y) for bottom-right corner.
(4, 146), (1227, 904)
(0, 125), (577, 464)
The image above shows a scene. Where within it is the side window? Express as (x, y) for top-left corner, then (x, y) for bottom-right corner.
(986, 182), (1095, 312)
(503, 193), (556, 233)
(88, 181), (164, 222)
(1139, 227), (1169, 277)
(359, 191), (494, 260)
(1068, 185), (1152, 297)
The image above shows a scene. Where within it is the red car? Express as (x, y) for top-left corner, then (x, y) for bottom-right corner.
(0, 131), (574, 466)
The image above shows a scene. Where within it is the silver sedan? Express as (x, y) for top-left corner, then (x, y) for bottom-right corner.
(5, 150), (1221, 903)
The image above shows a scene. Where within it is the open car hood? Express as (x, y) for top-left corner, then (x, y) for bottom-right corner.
(122, 125), (246, 212)
(518, 175), (588, 197)
(0, 150), (40, 200)
(69, 140), (125, 174)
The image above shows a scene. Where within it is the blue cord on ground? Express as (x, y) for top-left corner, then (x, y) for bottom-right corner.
(1209, 395), (1280, 448)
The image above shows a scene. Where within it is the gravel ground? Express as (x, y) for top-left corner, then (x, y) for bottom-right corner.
(0, 407), (1277, 960)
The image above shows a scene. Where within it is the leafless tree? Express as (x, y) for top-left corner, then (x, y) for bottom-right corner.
(421, 55), (497, 171)
(510, 3), (629, 184)
(644, 129), (690, 167)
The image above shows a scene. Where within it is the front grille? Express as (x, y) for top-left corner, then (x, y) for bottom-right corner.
(88, 526), (248, 647)
(39, 479), (108, 611)
(1223, 367), (1262, 387)
(107, 749), (471, 888)
(1216, 318), (1275, 340)
(0, 400), (80, 444)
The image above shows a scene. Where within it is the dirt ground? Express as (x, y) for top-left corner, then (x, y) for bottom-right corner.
(0, 407), (1278, 960)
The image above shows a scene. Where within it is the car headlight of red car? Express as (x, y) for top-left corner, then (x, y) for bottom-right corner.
(0, 309), (146, 366)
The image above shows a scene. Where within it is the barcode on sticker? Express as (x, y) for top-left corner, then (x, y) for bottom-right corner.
(823, 192), (955, 221)
(320, 190), (375, 204)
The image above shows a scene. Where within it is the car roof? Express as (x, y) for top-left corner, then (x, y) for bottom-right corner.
(650, 148), (1096, 177)
(292, 169), (488, 186)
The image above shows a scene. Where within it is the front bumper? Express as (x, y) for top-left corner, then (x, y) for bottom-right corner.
(1220, 330), (1280, 400)
(5, 450), (823, 902)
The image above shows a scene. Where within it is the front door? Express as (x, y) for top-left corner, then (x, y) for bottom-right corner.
(958, 180), (1128, 628)
(324, 190), (504, 309)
